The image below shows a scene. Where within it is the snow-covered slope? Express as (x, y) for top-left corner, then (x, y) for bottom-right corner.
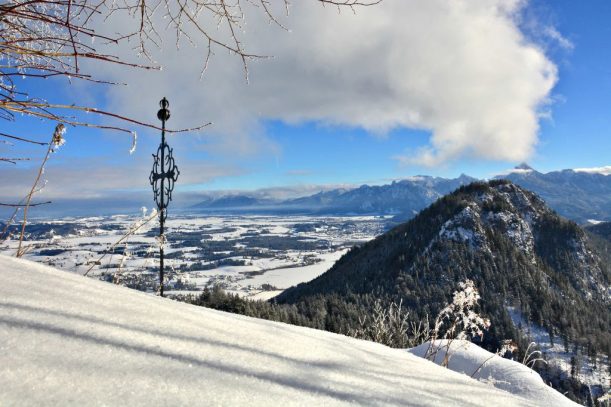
(0, 255), (573, 407)
(410, 341), (579, 406)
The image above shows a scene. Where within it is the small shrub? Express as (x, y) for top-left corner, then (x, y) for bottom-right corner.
(347, 299), (429, 348)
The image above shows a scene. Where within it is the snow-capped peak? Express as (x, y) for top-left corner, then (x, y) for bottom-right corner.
(494, 163), (536, 177)
(514, 162), (534, 171)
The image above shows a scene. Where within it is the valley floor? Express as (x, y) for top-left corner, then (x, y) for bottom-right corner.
(0, 214), (385, 298)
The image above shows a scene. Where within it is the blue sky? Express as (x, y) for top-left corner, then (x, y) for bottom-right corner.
(1, 0), (610, 210)
(530, 0), (611, 172)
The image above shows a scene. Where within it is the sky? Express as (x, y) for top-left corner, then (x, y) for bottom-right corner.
(1, 0), (610, 213)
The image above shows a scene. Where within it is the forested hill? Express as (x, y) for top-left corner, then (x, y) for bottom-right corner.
(275, 181), (611, 358)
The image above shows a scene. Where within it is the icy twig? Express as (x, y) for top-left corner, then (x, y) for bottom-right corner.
(84, 209), (157, 276)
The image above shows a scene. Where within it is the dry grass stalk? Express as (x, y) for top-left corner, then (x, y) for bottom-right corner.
(15, 123), (65, 257)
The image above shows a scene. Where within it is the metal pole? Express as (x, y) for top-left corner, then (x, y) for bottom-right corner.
(150, 97), (179, 297)
(159, 109), (166, 297)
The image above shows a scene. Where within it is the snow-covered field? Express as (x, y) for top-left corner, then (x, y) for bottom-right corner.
(0, 255), (578, 406)
(0, 214), (386, 298)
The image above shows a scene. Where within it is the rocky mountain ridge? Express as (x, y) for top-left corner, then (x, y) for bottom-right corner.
(192, 174), (476, 216)
(500, 164), (611, 223)
(423, 182), (606, 298)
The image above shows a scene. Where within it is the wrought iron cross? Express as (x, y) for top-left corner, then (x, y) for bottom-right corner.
(150, 97), (179, 297)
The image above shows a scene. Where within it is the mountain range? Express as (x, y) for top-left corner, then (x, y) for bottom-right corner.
(191, 165), (611, 224)
(192, 174), (476, 216)
(500, 164), (611, 224)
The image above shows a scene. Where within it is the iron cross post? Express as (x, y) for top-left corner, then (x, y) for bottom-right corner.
(150, 97), (179, 297)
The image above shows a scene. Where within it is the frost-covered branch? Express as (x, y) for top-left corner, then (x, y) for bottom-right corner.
(1, 0), (378, 134)
(425, 280), (491, 367)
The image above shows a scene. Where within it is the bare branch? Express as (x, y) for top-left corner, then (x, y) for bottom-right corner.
(0, 157), (31, 164)
(0, 201), (52, 207)
(0, 131), (47, 145)
(0, 100), (212, 134)
(1, 0), (377, 133)
(0, 0), (379, 212)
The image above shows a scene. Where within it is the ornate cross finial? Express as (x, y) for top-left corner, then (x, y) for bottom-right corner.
(150, 97), (179, 296)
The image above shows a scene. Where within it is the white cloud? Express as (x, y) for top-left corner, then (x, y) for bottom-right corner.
(89, 0), (558, 167)
(0, 157), (243, 201)
(543, 26), (574, 51)
(182, 183), (356, 202)
(494, 168), (534, 177)
(573, 166), (611, 176)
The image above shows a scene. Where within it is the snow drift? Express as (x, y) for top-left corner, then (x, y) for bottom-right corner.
(0, 255), (576, 406)
(410, 341), (579, 406)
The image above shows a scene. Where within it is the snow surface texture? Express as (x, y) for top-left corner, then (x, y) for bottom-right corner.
(410, 341), (579, 406)
(0, 255), (575, 407)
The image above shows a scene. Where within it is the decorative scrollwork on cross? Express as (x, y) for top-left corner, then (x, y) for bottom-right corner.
(149, 141), (179, 222)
